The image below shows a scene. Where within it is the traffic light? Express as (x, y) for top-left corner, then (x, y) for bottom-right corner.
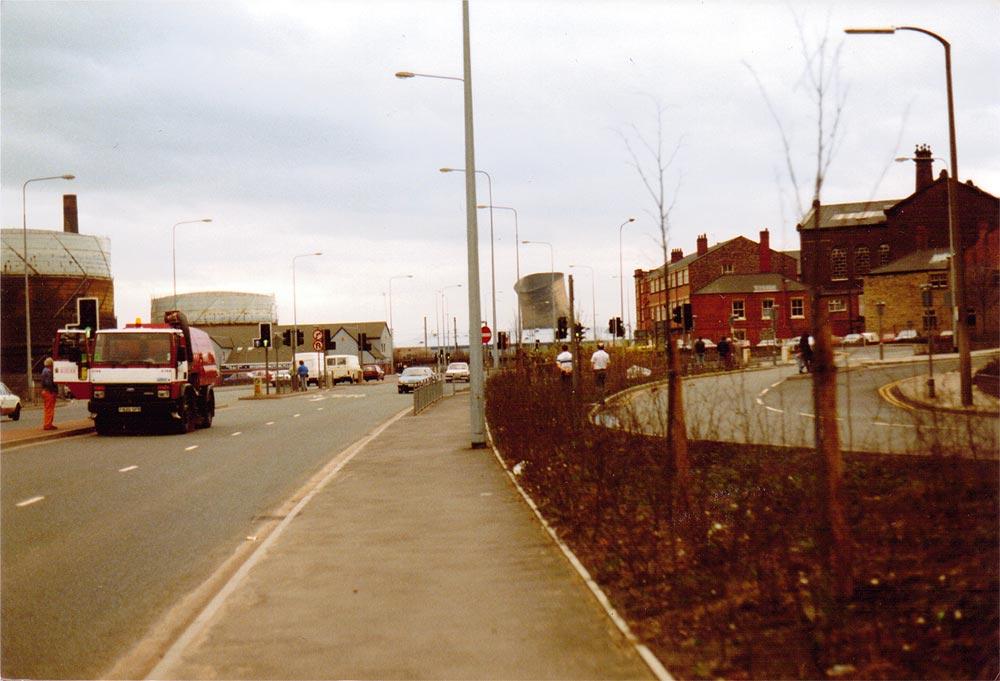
(672, 306), (683, 324)
(259, 322), (272, 347)
(615, 317), (625, 337)
(77, 297), (99, 334)
(497, 331), (508, 350)
(323, 328), (333, 350)
(573, 323), (584, 341)
(295, 329), (304, 347)
(609, 318), (616, 334)
(556, 316), (568, 339)
(359, 333), (371, 352)
(282, 329), (292, 346)
(682, 303), (693, 331)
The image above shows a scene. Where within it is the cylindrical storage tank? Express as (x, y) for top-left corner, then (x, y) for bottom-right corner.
(1, 228), (116, 391)
(514, 272), (569, 329)
(150, 291), (277, 326)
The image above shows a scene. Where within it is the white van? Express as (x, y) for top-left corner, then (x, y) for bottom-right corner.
(293, 352), (324, 386)
(326, 354), (362, 384)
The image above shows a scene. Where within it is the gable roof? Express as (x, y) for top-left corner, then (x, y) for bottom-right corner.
(867, 248), (951, 275)
(797, 199), (900, 231)
(694, 272), (807, 295)
(636, 237), (744, 277)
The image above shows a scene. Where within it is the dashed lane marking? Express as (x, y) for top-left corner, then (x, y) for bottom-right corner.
(119, 465), (139, 473)
(231, 431), (242, 437)
(293, 414), (301, 418)
(16, 496), (45, 508)
(265, 421), (274, 426)
(185, 445), (199, 452)
(765, 406), (784, 414)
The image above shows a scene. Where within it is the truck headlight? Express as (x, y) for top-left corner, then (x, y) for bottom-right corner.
(157, 387), (170, 398)
(93, 387), (105, 399)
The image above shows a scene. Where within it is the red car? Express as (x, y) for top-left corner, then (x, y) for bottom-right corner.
(363, 364), (385, 382)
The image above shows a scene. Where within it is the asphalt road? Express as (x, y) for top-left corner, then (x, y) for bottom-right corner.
(1, 380), (409, 680)
(610, 346), (998, 456)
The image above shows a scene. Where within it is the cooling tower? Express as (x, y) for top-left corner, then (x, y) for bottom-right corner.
(514, 272), (569, 329)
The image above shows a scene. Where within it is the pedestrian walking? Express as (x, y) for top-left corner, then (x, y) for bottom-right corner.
(590, 342), (610, 403)
(798, 333), (813, 374)
(694, 337), (706, 367)
(297, 360), (309, 391)
(717, 337), (731, 369)
(41, 357), (58, 430)
(555, 344), (573, 387)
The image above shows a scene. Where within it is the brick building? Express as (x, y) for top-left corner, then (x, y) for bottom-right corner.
(691, 273), (811, 346)
(633, 229), (799, 344)
(863, 249), (952, 339)
(797, 145), (999, 339)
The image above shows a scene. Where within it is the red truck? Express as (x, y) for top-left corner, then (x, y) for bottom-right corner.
(54, 311), (218, 434)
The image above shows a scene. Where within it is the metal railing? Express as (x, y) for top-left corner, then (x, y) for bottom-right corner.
(412, 378), (444, 414)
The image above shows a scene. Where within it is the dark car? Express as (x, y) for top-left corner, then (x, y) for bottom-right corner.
(363, 364), (385, 382)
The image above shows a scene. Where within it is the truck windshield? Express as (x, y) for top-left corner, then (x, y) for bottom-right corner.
(93, 333), (173, 366)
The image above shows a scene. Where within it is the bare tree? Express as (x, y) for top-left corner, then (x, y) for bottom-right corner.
(619, 99), (691, 508)
(745, 16), (854, 599)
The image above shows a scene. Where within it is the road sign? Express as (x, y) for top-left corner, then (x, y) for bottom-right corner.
(481, 325), (492, 344)
(312, 328), (324, 351)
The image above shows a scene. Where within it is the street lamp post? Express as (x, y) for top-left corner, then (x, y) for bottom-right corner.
(569, 264), (597, 341)
(876, 300), (886, 361)
(845, 25), (971, 405)
(521, 240), (555, 338)
(617, 218), (635, 346)
(478, 204), (521, 344)
(22, 173), (74, 400)
(388, 274), (414, 339)
(292, 252), (322, 382)
(442, 168), (497, 369)
(437, 284), (462, 370)
(172, 218), (213, 309)
(395, 2), (486, 447)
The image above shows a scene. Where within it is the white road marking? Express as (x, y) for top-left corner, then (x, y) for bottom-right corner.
(765, 406), (784, 414)
(770, 381), (782, 389)
(760, 388), (769, 395)
(119, 465), (139, 473)
(798, 412), (815, 418)
(185, 445), (199, 451)
(16, 496), (45, 508)
(231, 431), (242, 437)
(265, 421), (274, 426)
(293, 414), (301, 418)
(755, 397), (765, 405)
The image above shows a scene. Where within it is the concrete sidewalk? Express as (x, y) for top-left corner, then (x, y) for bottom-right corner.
(142, 393), (656, 680)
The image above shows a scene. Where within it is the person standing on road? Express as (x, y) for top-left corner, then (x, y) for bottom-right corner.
(798, 333), (813, 374)
(41, 357), (58, 430)
(694, 337), (706, 367)
(590, 342), (610, 403)
(555, 344), (573, 388)
(297, 360), (309, 391)
(717, 337), (731, 369)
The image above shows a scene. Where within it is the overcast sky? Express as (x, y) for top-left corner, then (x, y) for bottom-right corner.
(3, 0), (997, 346)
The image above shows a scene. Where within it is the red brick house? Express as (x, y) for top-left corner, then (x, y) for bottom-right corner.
(633, 230), (799, 344)
(797, 145), (998, 339)
(691, 273), (811, 347)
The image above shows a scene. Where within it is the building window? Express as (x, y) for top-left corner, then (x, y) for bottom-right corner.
(790, 297), (804, 318)
(879, 244), (891, 266)
(761, 298), (775, 319)
(829, 298), (847, 313)
(855, 246), (870, 274)
(923, 309), (938, 331)
(722, 263), (734, 274)
(929, 272), (948, 289)
(732, 300), (745, 320)
(830, 248), (847, 280)
(682, 269), (689, 285)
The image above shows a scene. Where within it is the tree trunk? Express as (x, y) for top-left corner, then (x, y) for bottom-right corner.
(666, 329), (691, 509)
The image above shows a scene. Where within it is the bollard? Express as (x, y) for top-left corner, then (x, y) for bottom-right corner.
(254, 377), (262, 397)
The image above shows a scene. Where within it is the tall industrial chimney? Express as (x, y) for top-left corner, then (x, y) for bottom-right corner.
(63, 195), (79, 234)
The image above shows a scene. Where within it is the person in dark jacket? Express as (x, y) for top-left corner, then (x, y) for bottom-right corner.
(41, 357), (58, 430)
(798, 334), (813, 373)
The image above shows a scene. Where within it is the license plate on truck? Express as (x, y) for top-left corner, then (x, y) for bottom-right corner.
(118, 406), (141, 413)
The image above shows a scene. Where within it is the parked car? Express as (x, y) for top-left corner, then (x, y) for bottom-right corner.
(444, 362), (470, 383)
(894, 329), (919, 342)
(397, 366), (436, 393)
(861, 332), (879, 344)
(0, 382), (22, 421)
(363, 364), (385, 382)
(842, 333), (864, 345)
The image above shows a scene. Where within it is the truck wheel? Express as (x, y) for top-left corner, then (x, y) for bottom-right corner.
(198, 388), (215, 429)
(175, 391), (197, 434)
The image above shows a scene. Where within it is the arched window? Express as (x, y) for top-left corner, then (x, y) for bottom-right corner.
(830, 248), (847, 280)
(879, 244), (891, 266)
(855, 246), (871, 274)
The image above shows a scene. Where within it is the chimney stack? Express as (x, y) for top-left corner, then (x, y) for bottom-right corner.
(670, 248), (684, 263)
(914, 144), (934, 192)
(63, 194), (79, 234)
(759, 229), (771, 273)
(696, 233), (708, 256)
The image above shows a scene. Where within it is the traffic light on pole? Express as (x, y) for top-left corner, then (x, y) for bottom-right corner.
(295, 329), (304, 347)
(573, 323), (584, 341)
(682, 303), (693, 331)
(323, 328), (333, 350)
(556, 316), (568, 339)
(615, 317), (625, 337)
(282, 329), (292, 346)
(259, 322), (272, 347)
(672, 306), (683, 324)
